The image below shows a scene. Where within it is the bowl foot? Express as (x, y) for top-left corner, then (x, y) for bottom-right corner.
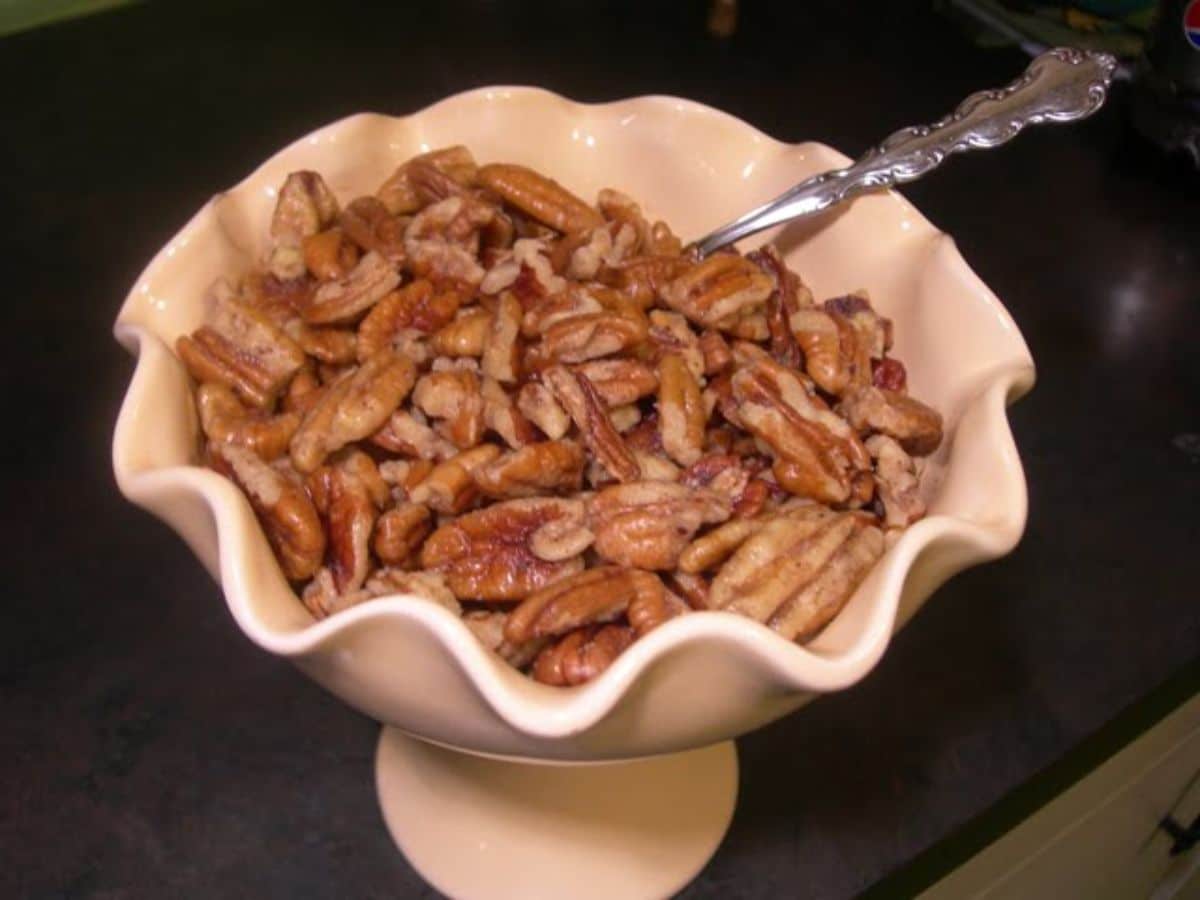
(375, 727), (738, 900)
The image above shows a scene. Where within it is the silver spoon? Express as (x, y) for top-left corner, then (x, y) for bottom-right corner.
(689, 47), (1117, 258)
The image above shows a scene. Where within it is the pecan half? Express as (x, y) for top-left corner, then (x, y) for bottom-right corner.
(474, 439), (585, 499)
(300, 251), (400, 325)
(838, 386), (943, 457)
(370, 409), (456, 460)
(605, 255), (690, 308)
(540, 310), (648, 364)
(378, 458), (436, 499)
(412, 369), (485, 449)
(710, 506), (883, 641)
(571, 359), (658, 407)
(408, 444), (501, 515)
(177, 291), (306, 409)
(196, 382), (300, 461)
(698, 329), (733, 376)
(405, 195), (495, 250)
(372, 502), (433, 565)
(302, 228), (359, 281)
(429, 308), (493, 357)
(357, 280), (462, 360)
(419, 497), (587, 600)
(505, 566), (662, 643)
(588, 480), (730, 570)
(289, 323), (358, 365)
(543, 365), (641, 483)
(477, 163), (603, 234)
(377, 145), (478, 215)
(480, 292), (522, 383)
(321, 463), (378, 594)
(531, 625), (635, 686)
(646, 310), (705, 381)
(480, 377), (537, 449)
(517, 382), (570, 440)
(678, 516), (767, 574)
(663, 253), (774, 333)
(521, 284), (604, 338)
(866, 434), (926, 528)
(339, 196), (407, 262)
(731, 356), (871, 504)
(290, 351), (416, 472)
(210, 443), (325, 581)
(269, 171), (339, 280)
(658, 353), (707, 466)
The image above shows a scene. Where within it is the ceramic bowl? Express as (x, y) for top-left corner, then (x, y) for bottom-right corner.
(112, 86), (1034, 762)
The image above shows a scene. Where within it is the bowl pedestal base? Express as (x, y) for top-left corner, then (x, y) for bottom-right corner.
(375, 727), (738, 900)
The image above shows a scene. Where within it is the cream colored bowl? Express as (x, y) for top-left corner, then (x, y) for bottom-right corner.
(112, 87), (1034, 762)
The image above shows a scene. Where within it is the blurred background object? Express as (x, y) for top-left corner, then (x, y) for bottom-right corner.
(0, 0), (134, 38)
(940, 0), (1199, 167)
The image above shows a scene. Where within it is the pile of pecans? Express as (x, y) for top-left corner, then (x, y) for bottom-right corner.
(178, 146), (943, 686)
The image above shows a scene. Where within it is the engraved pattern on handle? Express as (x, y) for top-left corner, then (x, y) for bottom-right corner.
(691, 48), (1117, 257)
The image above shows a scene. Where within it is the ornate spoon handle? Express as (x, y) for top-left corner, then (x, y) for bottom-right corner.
(690, 48), (1117, 258)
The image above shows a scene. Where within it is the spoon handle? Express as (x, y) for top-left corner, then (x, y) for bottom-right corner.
(690, 47), (1117, 258)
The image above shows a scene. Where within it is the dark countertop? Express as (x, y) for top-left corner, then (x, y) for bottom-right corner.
(2, 3), (1197, 898)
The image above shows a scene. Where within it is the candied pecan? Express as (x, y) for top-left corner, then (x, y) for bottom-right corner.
(605, 255), (690, 308)
(647, 221), (682, 256)
(429, 308), (493, 357)
(588, 480), (730, 570)
(731, 356), (871, 504)
(462, 610), (550, 669)
(746, 245), (811, 366)
(480, 377), (537, 449)
(321, 463), (378, 593)
(408, 444), (501, 515)
(597, 188), (652, 253)
(570, 359), (658, 407)
(627, 572), (685, 636)
(177, 291), (306, 409)
(481, 293), (522, 383)
(658, 353), (707, 466)
(665, 570), (714, 611)
(238, 272), (315, 325)
(377, 145), (478, 215)
(540, 310), (648, 364)
(288, 323), (358, 365)
(544, 365), (641, 483)
(710, 506), (883, 640)
(838, 385), (943, 457)
(477, 163), (603, 233)
(357, 280), (462, 359)
(516, 382), (570, 440)
(872, 357), (907, 392)
(506, 566), (661, 642)
(370, 409), (456, 460)
(866, 435), (926, 528)
(373, 502), (433, 565)
(302, 228), (359, 281)
(733, 477), (772, 519)
(609, 404), (642, 432)
(678, 516), (767, 574)
(646, 310), (705, 381)
(196, 382), (300, 461)
(339, 196), (407, 262)
(562, 222), (638, 280)
(290, 351), (416, 472)
(663, 253), (774, 333)
(300, 251), (400, 325)
(412, 369), (485, 449)
(622, 412), (664, 455)
(482, 238), (566, 299)
(698, 329), (733, 376)
(406, 237), (485, 288)
(825, 293), (892, 358)
(631, 450), (679, 482)
(521, 284), (604, 338)
(405, 195), (495, 251)
(283, 368), (323, 415)
(787, 307), (863, 396)
(470, 439), (582, 499)
(531, 625), (635, 686)
(269, 171), (339, 280)
(378, 458), (436, 499)
(679, 453), (751, 508)
(419, 497), (587, 600)
(211, 443), (325, 581)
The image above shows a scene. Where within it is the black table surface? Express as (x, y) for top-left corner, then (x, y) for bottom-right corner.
(3, 2), (1198, 898)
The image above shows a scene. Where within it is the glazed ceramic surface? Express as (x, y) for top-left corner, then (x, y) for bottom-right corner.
(113, 87), (1035, 761)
